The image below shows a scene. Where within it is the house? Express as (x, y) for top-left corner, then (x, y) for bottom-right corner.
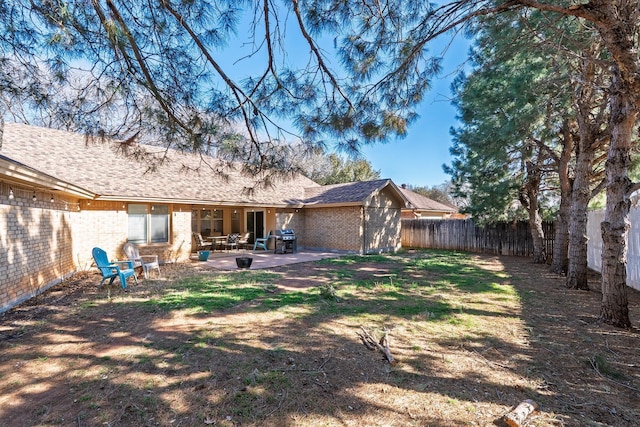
(295, 179), (407, 253)
(398, 184), (459, 219)
(0, 122), (408, 313)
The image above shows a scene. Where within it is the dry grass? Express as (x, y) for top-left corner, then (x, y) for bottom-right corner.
(0, 250), (638, 427)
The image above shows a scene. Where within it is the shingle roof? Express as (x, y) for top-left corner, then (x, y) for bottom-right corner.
(301, 179), (406, 207)
(1, 122), (320, 206)
(399, 187), (457, 213)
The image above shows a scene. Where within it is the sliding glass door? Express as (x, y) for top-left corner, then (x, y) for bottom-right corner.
(245, 210), (265, 244)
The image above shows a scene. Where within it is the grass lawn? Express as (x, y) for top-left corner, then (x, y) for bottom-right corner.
(0, 249), (638, 426)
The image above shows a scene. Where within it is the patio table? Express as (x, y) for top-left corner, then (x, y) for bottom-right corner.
(206, 235), (228, 251)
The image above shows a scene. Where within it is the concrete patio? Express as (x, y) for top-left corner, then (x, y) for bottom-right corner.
(190, 248), (344, 270)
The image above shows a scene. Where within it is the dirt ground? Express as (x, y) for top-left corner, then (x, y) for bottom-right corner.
(0, 254), (638, 427)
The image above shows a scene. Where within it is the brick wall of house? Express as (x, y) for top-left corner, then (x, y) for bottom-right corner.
(168, 209), (193, 262)
(364, 205), (402, 253)
(1, 196), (80, 313)
(77, 202), (130, 267)
(300, 188), (403, 254)
(303, 206), (364, 252)
(364, 209), (402, 253)
(363, 188), (403, 253)
(275, 209), (306, 247)
(78, 202), (193, 264)
(1, 195), (195, 313)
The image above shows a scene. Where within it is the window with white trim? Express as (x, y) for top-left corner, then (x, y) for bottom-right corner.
(128, 204), (170, 244)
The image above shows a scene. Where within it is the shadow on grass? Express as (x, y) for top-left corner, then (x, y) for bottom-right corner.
(498, 256), (640, 427)
(5, 250), (637, 426)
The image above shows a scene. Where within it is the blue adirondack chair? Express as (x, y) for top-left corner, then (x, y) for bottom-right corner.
(92, 247), (138, 289)
(253, 231), (271, 251)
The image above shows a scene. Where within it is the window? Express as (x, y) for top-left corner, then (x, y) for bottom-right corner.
(192, 208), (224, 236)
(128, 204), (169, 244)
(200, 209), (212, 236)
(150, 205), (169, 243)
(231, 210), (240, 233)
(213, 209), (223, 234)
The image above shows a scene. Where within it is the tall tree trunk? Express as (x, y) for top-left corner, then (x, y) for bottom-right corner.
(590, 0), (640, 328)
(520, 160), (546, 263)
(566, 44), (609, 289)
(550, 121), (575, 274)
(550, 183), (570, 273)
(566, 137), (596, 290)
(566, 160), (593, 290)
(528, 200), (546, 264)
(514, 0), (640, 328)
(600, 68), (635, 328)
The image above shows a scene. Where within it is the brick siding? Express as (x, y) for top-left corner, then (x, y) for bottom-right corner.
(275, 209), (306, 247)
(364, 206), (402, 253)
(1, 193), (196, 313)
(300, 187), (403, 254)
(363, 189), (403, 253)
(303, 206), (363, 252)
(1, 199), (79, 312)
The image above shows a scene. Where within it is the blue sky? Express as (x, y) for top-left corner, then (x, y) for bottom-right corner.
(361, 36), (471, 188)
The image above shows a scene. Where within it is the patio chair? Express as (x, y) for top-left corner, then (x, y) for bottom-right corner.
(123, 242), (161, 279)
(253, 231), (271, 251)
(92, 247), (138, 289)
(237, 232), (251, 250)
(226, 233), (240, 251)
(193, 232), (212, 252)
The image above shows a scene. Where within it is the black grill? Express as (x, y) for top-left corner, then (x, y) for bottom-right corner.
(273, 229), (297, 254)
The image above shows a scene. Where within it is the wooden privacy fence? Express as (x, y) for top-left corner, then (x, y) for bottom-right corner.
(401, 219), (555, 258)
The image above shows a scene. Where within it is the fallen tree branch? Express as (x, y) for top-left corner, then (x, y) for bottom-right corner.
(469, 347), (512, 370)
(590, 356), (640, 393)
(357, 327), (398, 365)
(358, 330), (376, 350)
